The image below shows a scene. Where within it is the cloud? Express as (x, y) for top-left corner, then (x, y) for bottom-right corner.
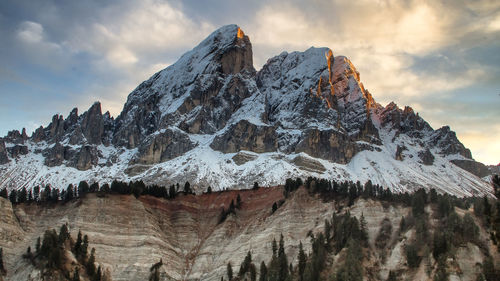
(248, 0), (498, 99)
(48, 0), (217, 116)
(17, 21), (43, 43)
(63, 0), (214, 72)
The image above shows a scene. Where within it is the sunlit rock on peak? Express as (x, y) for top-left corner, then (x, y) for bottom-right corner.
(237, 27), (245, 39)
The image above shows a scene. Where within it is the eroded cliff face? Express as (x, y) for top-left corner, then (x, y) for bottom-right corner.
(0, 188), (496, 281)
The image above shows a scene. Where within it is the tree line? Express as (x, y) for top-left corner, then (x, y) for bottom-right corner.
(0, 179), (198, 204)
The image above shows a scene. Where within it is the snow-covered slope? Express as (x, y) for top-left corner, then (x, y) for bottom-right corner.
(0, 25), (493, 197)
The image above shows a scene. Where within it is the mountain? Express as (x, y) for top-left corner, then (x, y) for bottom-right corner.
(0, 24), (492, 197)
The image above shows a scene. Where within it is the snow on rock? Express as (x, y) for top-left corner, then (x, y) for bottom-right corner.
(0, 25), (493, 197)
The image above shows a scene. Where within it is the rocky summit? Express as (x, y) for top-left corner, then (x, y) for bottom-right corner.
(0, 24), (492, 196)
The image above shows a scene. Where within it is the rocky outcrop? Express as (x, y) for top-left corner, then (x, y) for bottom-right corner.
(80, 102), (105, 145)
(210, 120), (277, 153)
(431, 126), (472, 159)
(65, 107), (79, 128)
(5, 129), (27, 144)
(219, 27), (254, 75)
(74, 145), (99, 171)
(7, 145), (28, 158)
(114, 92), (161, 148)
(292, 155), (326, 173)
(232, 151), (258, 165)
(380, 103), (432, 139)
(132, 129), (195, 165)
(418, 148), (435, 165)
(451, 159), (490, 178)
(0, 139), (9, 164)
(177, 75), (256, 134)
(295, 128), (357, 164)
(47, 114), (65, 142)
(43, 143), (66, 167)
(395, 145), (406, 161)
(31, 126), (45, 142)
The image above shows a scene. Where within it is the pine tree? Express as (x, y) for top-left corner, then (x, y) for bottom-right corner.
(482, 256), (498, 281)
(0, 188), (7, 199)
(278, 234), (288, 281)
(272, 238), (278, 258)
(484, 196), (492, 225)
(298, 241), (306, 281)
(18, 187), (27, 203)
(96, 266), (102, 281)
(35, 237), (41, 253)
(72, 267), (80, 281)
(399, 216), (407, 233)
(184, 181), (191, 194)
(272, 202), (278, 213)
(324, 219), (331, 241)
(33, 185), (40, 201)
(336, 239), (363, 281)
(74, 230), (83, 257)
(149, 259), (162, 281)
(9, 189), (17, 204)
(236, 194), (242, 209)
(387, 270), (397, 281)
(229, 200), (235, 213)
(82, 235), (89, 259)
(42, 185), (51, 202)
(253, 182), (259, 190)
(360, 213), (368, 243)
(249, 263), (257, 281)
(239, 251), (252, 276)
(0, 247), (5, 274)
(58, 224), (70, 245)
(405, 243), (420, 268)
(41, 229), (63, 269)
(207, 186), (212, 194)
(89, 182), (99, 193)
(65, 184), (74, 202)
(87, 248), (96, 277)
(169, 185), (176, 199)
(227, 262), (233, 280)
(259, 261), (267, 281)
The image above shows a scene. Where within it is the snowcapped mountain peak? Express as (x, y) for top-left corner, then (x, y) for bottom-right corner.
(0, 25), (493, 197)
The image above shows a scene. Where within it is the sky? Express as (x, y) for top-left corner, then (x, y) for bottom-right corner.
(0, 0), (499, 164)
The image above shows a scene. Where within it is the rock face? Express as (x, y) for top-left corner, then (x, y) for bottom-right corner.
(418, 148), (435, 166)
(210, 120), (277, 153)
(395, 145), (406, 161)
(0, 139), (9, 164)
(431, 126), (472, 158)
(232, 151), (258, 165)
(295, 129), (357, 164)
(43, 143), (66, 167)
(74, 145), (99, 171)
(0, 24), (493, 196)
(7, 145), (28, 158)
(451, 159), (490, 178)
(133, 129), (195, 165)
(291, 155), (326, 173)
(0, 189), (495, 281)
(80, 102), (104, 145)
